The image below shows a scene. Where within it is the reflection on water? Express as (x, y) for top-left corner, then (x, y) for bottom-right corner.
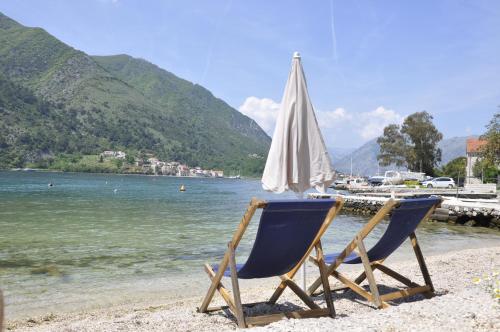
(0, 171), (499, 318)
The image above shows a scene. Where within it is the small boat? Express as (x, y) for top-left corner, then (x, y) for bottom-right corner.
(179, 184), (186, 192)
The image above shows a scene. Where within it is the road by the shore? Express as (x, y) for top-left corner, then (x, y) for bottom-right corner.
(5, 246), (499, 332)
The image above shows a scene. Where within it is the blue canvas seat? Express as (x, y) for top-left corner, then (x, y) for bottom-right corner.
(213, 199), (337, 279)
(308, 197), (441, 309)
(199, 197), (344, 328)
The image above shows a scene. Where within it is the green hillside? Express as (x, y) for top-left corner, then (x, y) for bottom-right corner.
(0, 12), (270, 174)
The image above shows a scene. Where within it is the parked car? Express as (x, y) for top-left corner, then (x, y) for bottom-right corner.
(421, 177), (455, 188)
(368, 176), (385, 186)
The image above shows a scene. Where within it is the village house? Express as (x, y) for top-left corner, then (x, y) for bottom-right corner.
(465, 137), (487, 184)
(211, 170), (224, 178)
(147, 158), (162, 174)
(102, 151), (115, 157)
(161, 162), (178, 176)
(115, 151), (126, 159)
(177, 164), (190, 177)
(194, 167), (205, 177)
(147, 157), (159, 165)
(101, 150), (127, 159)
(130, 155), (223, 178)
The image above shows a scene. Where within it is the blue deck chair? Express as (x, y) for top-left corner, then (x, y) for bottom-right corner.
(308, 197), (441, 309)
(198, 197), (344, 328)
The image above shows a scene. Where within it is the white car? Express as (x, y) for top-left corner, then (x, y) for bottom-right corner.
(421, 177), (455, 188)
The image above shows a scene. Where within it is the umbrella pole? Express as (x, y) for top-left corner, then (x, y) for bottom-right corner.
(302, 263), (307, 291)
(296, 192), (307, 290)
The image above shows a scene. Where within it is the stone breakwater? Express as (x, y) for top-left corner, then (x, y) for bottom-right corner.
(309, 194), (500, 230)
(439, 199), (500, 229)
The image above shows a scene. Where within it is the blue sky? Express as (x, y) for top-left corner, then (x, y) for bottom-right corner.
(1, 0), (499, 148)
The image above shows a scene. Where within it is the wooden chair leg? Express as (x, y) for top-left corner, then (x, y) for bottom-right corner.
(278, 275), (320, 310)
(356, 236), (383, 308)
(199, 199), (262, 312)
(307, 245), (354, 296)
(308, 199), (398, 296)
(228, 242), (246, 328)
(313, 264), (375, 295)
(202, 264), (237, 313)
(316, 243), (335, 318)
(372, 263), (421, 288)
(268, 263), (305, 305)
(199, 254), (231, 313)
(410, 232), (434, 294)
(351, 258), (386, 288)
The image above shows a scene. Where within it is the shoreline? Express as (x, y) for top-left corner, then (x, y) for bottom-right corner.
(2, 169), (260, 180)
(5, 246), (499, 331)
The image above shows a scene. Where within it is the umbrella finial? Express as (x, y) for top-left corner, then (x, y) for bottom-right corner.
(293, 51), (301, 59)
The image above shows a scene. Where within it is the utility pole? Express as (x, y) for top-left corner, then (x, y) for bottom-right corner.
(350, 155), (353, 178)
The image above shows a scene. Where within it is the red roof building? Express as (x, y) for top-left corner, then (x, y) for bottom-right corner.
(465, 138), (488, 182)
(466, 138), (487, 154)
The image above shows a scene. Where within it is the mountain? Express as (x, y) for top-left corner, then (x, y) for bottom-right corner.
(334, 136), (473, 176)
(333, 139), (402, 176)
(92, 55), (269, 162)
(439, 136), (476, 165)
(328, 146), (356, 165)
(0, 12), (270, 174)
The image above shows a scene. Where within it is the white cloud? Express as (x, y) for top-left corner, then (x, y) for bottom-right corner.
(238, 96), (280, 135)
(318, 106), (402, 140)
(239, 96), (403, 146)
(317, 108), (352, 128)
(357, 106), (403, 139)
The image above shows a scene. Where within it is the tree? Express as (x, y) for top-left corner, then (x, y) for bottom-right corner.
(439, 157), (466, 185)
(126, 154), (135, 164)
(473, 110), (499, 183)
(377, 124), (408, 167)
(114, 159), (123, 169)
(479, 110), (499, 166)
(473, 159), (499, 183)
(377, 111), (443, 176)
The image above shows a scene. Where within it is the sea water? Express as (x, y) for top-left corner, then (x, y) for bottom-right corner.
(1, 171), (499, 319)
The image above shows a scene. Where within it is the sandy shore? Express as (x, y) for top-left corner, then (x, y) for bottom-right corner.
(5, 246), (499, 332)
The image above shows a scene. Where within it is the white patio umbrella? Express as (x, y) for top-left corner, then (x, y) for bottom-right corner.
(262, 52), (335, 289)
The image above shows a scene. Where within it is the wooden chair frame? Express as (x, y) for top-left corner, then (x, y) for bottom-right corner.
(307, 198), (440, 309)
(198, 197), (344, 328)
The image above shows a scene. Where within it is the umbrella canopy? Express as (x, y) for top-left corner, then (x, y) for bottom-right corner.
(262, 52), (335, 194)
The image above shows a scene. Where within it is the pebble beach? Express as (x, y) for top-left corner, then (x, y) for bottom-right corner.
(5, 246), (499, 332)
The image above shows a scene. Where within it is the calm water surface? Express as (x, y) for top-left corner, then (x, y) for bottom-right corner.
(1, 171), (499, 318)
